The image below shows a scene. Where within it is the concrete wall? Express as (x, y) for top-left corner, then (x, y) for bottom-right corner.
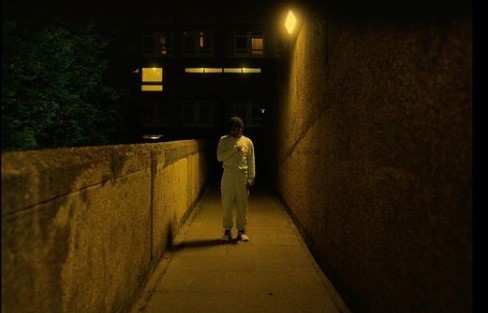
(270, 4), (471, 313)
(2, 140), (209, 313)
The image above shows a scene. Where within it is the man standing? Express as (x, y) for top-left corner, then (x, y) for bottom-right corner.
(217, 116), (255, 242)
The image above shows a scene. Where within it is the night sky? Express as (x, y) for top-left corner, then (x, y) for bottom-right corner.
(3, 0), (471, 23)
(2, 0), (289, 21)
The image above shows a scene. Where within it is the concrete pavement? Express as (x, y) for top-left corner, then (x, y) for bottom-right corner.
(130, 182), (350, 313)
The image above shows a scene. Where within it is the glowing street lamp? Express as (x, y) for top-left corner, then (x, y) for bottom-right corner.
(285, 10), (297, 34)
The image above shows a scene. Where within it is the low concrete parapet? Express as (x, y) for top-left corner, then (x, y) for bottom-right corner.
(1, 140), (209, 313)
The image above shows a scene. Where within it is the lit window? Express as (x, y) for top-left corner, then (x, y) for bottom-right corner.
(234, 32), (264, 56)
(141, 67), (163, 92)
(203, 68), (222, 73)
(141, 85), (163, 92)
(183, 31), (213, 56)
(185, 67), (262, 74)
(224, 68), (242, 73)
(199, 32), (205, 48)
(142, 68), (163, 82)
(242, 68), (261, 73)
(251, 38), (264, 55)
(185, 68), (222, 73)
(158, 35), (168, 55)
(185, 68), (205, 73)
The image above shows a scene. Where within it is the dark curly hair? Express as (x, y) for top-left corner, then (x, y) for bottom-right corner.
(228, 116), (244, 130)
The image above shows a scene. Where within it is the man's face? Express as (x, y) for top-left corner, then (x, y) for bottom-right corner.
(230, 126), (242, 138)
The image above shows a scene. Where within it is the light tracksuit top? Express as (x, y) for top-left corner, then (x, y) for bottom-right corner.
(217, 134), (255, 185)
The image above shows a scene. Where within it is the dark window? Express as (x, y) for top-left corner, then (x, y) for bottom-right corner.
(233, 100), (265, 126)
(235, 33), (248, 54)
(181, 100), (214, 126)
(143, 101), (172, 126)
(143, 32), (172, 56)
(143, 34), (155, 55)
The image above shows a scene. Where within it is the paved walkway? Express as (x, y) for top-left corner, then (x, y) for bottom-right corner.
(130, 183), (350, 313)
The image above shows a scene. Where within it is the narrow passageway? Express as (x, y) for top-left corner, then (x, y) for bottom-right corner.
(130, 182), (349, 313)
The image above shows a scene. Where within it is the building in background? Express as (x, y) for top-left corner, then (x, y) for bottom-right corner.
(133, 9), (286, 144)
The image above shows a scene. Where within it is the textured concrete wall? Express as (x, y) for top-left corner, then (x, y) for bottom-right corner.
(1, 140), (208, 313)
(271, 5), (471, 313)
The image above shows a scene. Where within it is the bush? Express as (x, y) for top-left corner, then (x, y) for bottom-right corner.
(1, 18), (120, 151)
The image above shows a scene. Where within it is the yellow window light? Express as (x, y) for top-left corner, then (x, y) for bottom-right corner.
(185, 67), (262, 74)
(199, 32), (205, 48)
(224, 68), (243, 73)
(285, 10), (297, 34)
(185, 68), (223, 73)
(251, 38), (264, 55)
(142, 67), (163, 82)
(185, 68), (205, 73)
(204, 68), (223, 73)
(141, 85), (163, 92)
(242, 68), (261, 73)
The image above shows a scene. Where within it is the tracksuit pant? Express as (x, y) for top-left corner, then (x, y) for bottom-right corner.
(221, 170), (249, 231)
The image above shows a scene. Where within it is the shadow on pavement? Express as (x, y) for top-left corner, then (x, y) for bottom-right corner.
(170, 238), (237, 251)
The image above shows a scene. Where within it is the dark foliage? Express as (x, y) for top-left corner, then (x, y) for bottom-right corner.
(1, 17), (122, 151)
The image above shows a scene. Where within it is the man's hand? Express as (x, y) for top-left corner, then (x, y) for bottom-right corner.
(246, 182), (253, 190)
(236, 145), (248, 153)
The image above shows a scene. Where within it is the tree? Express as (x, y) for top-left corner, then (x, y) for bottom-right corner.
(1, 18), (121, 151)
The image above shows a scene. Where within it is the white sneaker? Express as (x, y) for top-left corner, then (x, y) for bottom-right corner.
(221, 231), (232, 242)
(237, 231), (249, 242)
